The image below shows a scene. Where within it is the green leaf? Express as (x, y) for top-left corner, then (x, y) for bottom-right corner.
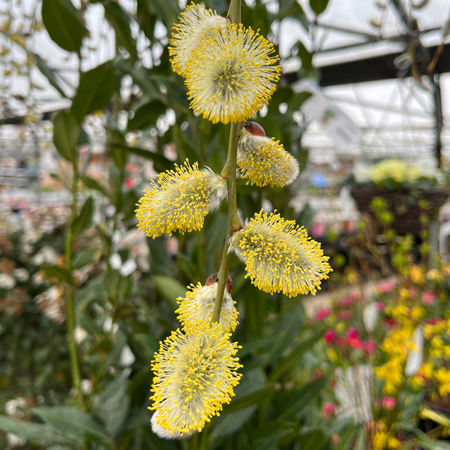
(247, 429), (295, 450)
(109, 129), (128, 169)
(142, 424), (175, 450)
(103, 0), (136, 57)
(33, 53), (68, 98)
(268, 86), (294, 114)
(81, 176), (110, 199)
(238, 334), (278, 357)
(133, 333), (159, 360)
(261, 304), (304, 367)
(71, 197), (93, 237)
(297, 40), (312, 71)
(288, 91), (312, 112)
(0, 416), (78, 446)
(152, 75), (189, 112)
(210, 407), (257, 441)
(104, 270), (121, 298)
(127, 100), (166, 131)
(53, 110), (79, 162)
(108, 143), (173, 172)
(97, 370), (131, 436)
(298, 430), (329, 450)
(173, 126), (202, 163)
(152, 275), (186, 309)
(34, 407), (114, 445)
(113, 304), (136, 321)
(41, 265), (72, 283)
(71, 61), (115, 123)
(73, 249), (96, 269)
(269, 329), (325, 381)
(250, 5), (269, 38)
(279, 0), (308, 24)
(277, 377), (329, 421)
(41, 0), (87, 52)
(309, 0), (330, 15)
(222, 384), (275, 415)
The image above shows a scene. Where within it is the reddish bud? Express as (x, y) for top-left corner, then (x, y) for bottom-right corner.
(205, 273), (233, 293)
(242, 121), (266, 137)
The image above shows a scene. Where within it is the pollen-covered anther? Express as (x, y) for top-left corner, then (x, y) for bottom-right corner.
(169, 3), (227, 77)
(237, 122), (299, 187)
(176, 275), (238, 333)
(150, 324), (242, 439)
(230, 210), (332, 297)
(185, 24), (281, 124)
(135, 160), (227, 238)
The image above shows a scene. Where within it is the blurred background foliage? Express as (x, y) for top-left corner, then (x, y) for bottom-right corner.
(0, 0), (348, 448)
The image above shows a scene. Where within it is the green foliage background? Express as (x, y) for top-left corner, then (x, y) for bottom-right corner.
(0, 0), (362, 448)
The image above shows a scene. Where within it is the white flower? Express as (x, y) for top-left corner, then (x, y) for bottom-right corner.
(32, 246), (58, 266)
(0, 273), (15, 289)
(363, 303), (379, 332)
(413, 156), (437, 179)
(74, 326), (88, 344)
(353, 162), (370, 183)
(13, 268), (29, 282)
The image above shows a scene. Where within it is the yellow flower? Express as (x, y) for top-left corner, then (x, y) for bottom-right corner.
(169, 3), (227, 77)
(326, 348), (338, 362)
(237, 123), (299, 187)
(410, 265), (423, 284)
(136, 160), (227, 238)
(410, 306), (425, 321)
(336, 322), (346, 333)
(150, 324), (242, 438)
(185, 24), (281, 124)
(230, 210), (331, 297)
(176, 274), (239, 334)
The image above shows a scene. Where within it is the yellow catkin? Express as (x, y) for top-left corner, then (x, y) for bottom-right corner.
(150, 324), (242, 439)
(135, 160), (227, 238)
(185, 23), (281, 124)
(176, 282), (239, 334)
(230, 210), (332, 297)
(237, 132), (299, 187)
(169, 3), (227, 77)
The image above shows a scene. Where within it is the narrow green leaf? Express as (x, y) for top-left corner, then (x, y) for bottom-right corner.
(238, 334), (278, 358)
(41, 0), (87, 52)
(268, 86), (294, 114)
(71, 197), (93, 237)
(222, 384), (275, 415)
(298, 430), (328, 450)
(81, 176), (110, 199)
(297, 40), (312, 71)
(73, 249), (96, 269)
(71, 61), (115, 123)
(33, 406), (114, 445)
(108, 143), (173, 172)
(247, 429), (294, 450)
(152, 275), (186, 309)
(277, 377), (329, 421)
(173, 126), (202, 163)
(309, 0), (330, 15)
(0, 416), (78, 446)
(33, 53), (68, 98)
(269, 329), (325, 381)
(142, 424), (174, 450)
(41, 265), (72, 283)
(53, 110), (79, 162)
(103, 0), (136, 57)
(133, 333), (159, 360)
(127, 100), (167, 132)
(420, 408), (450, 428)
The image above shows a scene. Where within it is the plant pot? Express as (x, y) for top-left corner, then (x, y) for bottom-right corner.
(350, 186), (449, 236)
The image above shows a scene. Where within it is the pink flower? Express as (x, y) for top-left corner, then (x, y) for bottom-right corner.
(376, 281), (396, 294)
(348, 337), (363, 349)
(409, 288), (418, 297)
(124, 178), (135, 189)
(375, 302), (384, 311)
(315, 307), (331, 321)
(339, 311), (352, 320)
(364, 340), (376, 354)
(324, 330), (337, 344)
(338, 293), (361, 307)
(382, 397), (396, 410)
(323, 402), (337, 418)
(314, 368), (323, 379)
(346, 327), (359, 339)
(332, 434), (341, 444)
(422, 291), (436, 305)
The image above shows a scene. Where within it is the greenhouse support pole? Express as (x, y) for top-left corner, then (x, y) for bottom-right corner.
(432, 73), (443, 168)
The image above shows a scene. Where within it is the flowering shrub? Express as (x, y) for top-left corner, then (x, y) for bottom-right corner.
(351, 157), (443, 190)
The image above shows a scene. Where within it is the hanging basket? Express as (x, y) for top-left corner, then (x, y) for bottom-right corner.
(350, 186), (449, 236)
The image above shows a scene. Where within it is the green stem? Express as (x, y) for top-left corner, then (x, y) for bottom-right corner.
(211, 0), (242, 325)
(65, 162), (85, 409)
(212, 122), (241, 324)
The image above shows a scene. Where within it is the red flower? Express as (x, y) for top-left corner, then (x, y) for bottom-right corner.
(315, 307), (331, 321)
(323, 402), (337, 418)
(324, 330), (337, 343)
